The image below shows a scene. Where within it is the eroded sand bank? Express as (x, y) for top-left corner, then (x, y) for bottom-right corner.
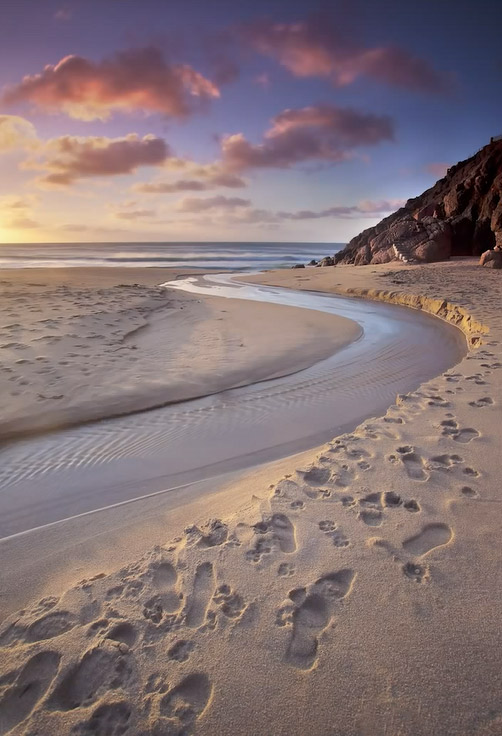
(0, 267), (360, 440)
(0, 260), (500, 736)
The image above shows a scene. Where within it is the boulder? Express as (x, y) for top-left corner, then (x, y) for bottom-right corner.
(292, 263), (305, 269)
(479, 249), (502, 268)
(317, 256), (334, 267)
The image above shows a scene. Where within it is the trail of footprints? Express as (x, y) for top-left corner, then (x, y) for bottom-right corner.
(0, 365), (490, 733)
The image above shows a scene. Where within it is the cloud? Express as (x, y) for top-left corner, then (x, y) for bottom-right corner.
(0, 115), (38, 152)
(115, 209), (157, 220)
(2, 47), (220, 121)
(8, 216), (40, 229)
(28, 133), (170, 186)
(277, 198), (405, 220)
(244, 16), (451, 94)
(221, 104), (394, 170)
(424, 162), (449, 178)
(135, 172), (246, 193)
(0, 194), (38, 210)
(175, 195), (250, 212)
(54, 7), (71, 21)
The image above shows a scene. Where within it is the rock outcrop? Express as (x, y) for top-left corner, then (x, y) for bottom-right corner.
(335, 139), (502, 265)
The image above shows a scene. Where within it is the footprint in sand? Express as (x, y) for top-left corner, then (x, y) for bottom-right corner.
(469, 397), (494, 408)
(402, 523), (453, 557)
(72, 700), (132, 736)
(246, 513), (297, 563)
(107, 622), (138, 648)
(396, 447), (429, 481)
(452, 427), (480, 444)
(461, 486), (479, 498)
(25, 610), (77, 642)
(168, 639), (195, 662)
(285, 569), (355, 670)
(159, 672), (212, 730)
(0, 652), (61, 734)
(213, 584), (247, 620)
(185, 562), (215, 629)
(49, 644), (133, 711)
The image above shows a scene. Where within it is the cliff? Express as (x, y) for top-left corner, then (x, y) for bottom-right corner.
(335, 139), (502, 265)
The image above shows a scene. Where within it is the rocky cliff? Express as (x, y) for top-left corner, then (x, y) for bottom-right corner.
(335, 139), (502, 265)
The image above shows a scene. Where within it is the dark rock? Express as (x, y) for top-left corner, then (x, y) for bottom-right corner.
(308, 259), (318, 266)
(335, 140), (502, 264)
(292, 263), (305, 269)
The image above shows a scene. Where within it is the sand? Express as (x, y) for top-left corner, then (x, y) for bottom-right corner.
(0, 259), (501, 736)
(0, 267), (360, 440)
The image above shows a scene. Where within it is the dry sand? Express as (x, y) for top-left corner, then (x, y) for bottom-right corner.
(0, 267), (360, 440)
(0, 260), (501, 736)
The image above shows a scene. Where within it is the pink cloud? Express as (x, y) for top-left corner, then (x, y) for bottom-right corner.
(136, 172), (246, 193)
(278, 198), (405, 220)
(54, 7), (71, 21)
(244, 16), (451, 94)
(115, 209), (157, 220)
(30, 133), (170, 186)
(254, 72), (271, 89)
(176, 195), (250, 212)
(2, 47), (220, 120)
(221, 104), (394, 170)
(424, 162), (450, 178)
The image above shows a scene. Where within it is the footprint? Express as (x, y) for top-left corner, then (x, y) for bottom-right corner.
(168, 640), (195, 662)
(301, 466), (331, 486)
(278, 562), (296, 577)
(198, 520), (228, 547)
(213, 584), (246, 619)
(159, 672), (212, 726)
(107, 622), (137, 648)
(285, 569), (355, 670)
(149, 561), (180, 613)
(50, 645), (132, 710)
(460, 486), (478, 498)
(469, 397), (494, 408)
(402, 562), (428, 583)
(402, 523), (453, 557)
(247, 514), (296, 562)
(0, 651), (61, 733)
(397, 448), (428, 481)
(151, 561), (177, 591)
(452, 428), (480, 444)
(26, 611), (76, 642)
(359, 509), (382, 527)
(185, 562), (215, 629)
(72, 700), (131, 736)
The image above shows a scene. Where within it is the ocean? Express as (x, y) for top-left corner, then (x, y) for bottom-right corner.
(0, 242), (343, 271)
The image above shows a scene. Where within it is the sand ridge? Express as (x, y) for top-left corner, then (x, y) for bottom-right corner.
(0, 261), (501, 736)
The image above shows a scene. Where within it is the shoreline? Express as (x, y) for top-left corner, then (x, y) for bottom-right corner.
(0, 267), (361, 442)
(0, 261), (500, 736)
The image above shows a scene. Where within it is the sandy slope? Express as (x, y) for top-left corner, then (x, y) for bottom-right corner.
(0, 260), (501, 736)
(0, 267), (360, 439)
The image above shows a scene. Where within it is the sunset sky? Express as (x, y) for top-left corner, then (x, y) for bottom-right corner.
(0, 0), (500, 243)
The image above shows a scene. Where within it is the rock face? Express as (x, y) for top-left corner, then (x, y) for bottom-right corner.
(335, 139), (502, 265)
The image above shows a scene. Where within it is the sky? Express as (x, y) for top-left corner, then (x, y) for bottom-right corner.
(0, 0), (500, 244)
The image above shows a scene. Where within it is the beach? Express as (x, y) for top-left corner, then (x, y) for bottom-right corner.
(0, 260), (501, 736)
(0, 267), (360, 440)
